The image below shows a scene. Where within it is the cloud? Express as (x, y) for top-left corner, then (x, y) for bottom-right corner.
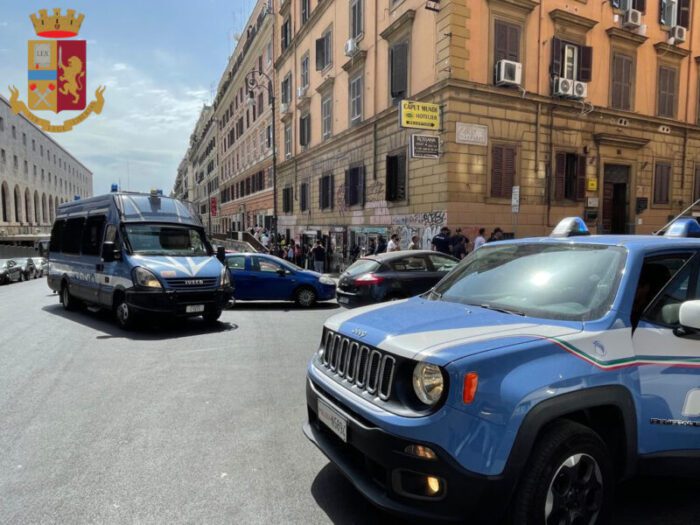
(0, 22), (8, 27)
(112, 63), (129, 71)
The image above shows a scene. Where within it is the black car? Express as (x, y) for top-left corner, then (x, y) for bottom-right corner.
(0, 259), (22, 284)
(336, 250), (459, 307)
(13, 257), (37, 280)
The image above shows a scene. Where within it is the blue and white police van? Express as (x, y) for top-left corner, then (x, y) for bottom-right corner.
(48, 190), (232, 328)
(304, 218), (700, 524)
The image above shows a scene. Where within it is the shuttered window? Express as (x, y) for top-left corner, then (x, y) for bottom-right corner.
(494, 20), (520, 63)
(319, 174), (334, 210)
(300, 183), (309, 212)
(694, 164), (700, 202)
(390, 41), (409, 103)
(316, 31), (332, 71)
(654, 162), (671, 205)
(616, 0), (647, 11)
(345, 165), (365, 207)
(550, 38), (593, 82)
(611, 53), (634, 111)
(491, 145), (516, 199)
(282, 187), (293, 213)
(554, 152), (586, 201)
(657, 66), (678, 118)
(299, 113), (311, 147)
(386, 152), (407, 201)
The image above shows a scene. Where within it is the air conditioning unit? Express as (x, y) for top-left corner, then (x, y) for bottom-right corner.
(623, 9), (642, 28)
(670, 25), (687, 43)
(572, 80), (588, 99)
(495, 60), (522, 87)
(280, 102), (290, 114)
(297, 86), (308, 99)
(344, 38), (359, 57)
(553, 76), (574, 97)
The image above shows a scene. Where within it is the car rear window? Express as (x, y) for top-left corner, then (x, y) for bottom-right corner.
(390, 256), (429, 272)
(345, 259), (381, 276)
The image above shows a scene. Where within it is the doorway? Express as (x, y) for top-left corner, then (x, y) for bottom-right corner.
(603, 164), (630, 234)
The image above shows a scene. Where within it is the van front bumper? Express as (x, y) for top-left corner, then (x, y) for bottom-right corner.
(126, 287), (233, 316)
(304, 378), (511, 523)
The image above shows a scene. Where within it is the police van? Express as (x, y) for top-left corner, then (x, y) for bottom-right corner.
(304, 217), (700, 524)
(48, 190), (232, 328)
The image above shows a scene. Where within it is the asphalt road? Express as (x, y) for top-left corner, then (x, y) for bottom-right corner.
(0, 278), (698, 524)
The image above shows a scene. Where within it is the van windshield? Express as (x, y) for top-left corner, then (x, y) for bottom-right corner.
(123, 224), (210, 256)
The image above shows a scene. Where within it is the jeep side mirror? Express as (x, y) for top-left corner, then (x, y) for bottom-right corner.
(217, 246), (226, 263)
(102, 241), (117, 263)
(679, 300), (700, 330)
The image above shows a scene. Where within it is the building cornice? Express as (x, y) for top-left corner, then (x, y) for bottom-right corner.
(380, 9), (416, 41)
(342, 50), (367, 72)
(606, 27), (648, 46)
(593, 133), (650, 149)
(315, 75), (335, 94)
(549, 9), (598, 32)
(486, 0), (539, 14)
(654, 42), (691, 60)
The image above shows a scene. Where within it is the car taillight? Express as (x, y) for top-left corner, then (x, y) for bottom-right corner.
(354, 273), (384, 286)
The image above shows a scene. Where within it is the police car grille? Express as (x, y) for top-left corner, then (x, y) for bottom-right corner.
(166, 278), (217, 289)
(320, 330), (396, 401)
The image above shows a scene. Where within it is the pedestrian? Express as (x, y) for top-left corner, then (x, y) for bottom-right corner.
(375, 236), (387, 254)
(350, 243), (360, 261)
(450, 227), (468, 259)
(294, 243), (303, 266)
(387, 234), (401, 252)
(260, 230), (270, 250)
(407, 235), (420, 250)
(367, 239), (376, 256)
(488, 227), (504, 243)
(431, 226), (451, 254)
(287, 240), (295, 262)
(474, 228), (487, 250)
(311, 240), (326, 273)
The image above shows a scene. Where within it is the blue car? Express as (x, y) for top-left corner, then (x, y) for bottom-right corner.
(224, 252), (336, 307)
(304, 217), (700, 524)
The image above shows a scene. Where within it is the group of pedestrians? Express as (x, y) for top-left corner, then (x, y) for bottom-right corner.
(431, 226), (504, 259)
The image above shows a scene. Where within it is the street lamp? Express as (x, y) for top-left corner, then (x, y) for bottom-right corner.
(245, 69), (277, 244)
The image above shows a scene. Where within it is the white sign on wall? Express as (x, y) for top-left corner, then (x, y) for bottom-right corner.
(456, 122), (488, 146)
(511, 185), (520, 213)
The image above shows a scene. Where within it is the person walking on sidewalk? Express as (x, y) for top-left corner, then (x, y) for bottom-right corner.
(431, 227), (451, 254)
(474, 228), (487, 250)
(408, 235), (420, 250)
(311, 240), (326, 273)
(387, 234), (401, 252)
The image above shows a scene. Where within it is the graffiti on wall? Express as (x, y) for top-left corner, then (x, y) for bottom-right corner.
(391, 211), (447, 250)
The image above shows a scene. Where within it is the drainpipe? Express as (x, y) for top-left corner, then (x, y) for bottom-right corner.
(547, 104), (555, 228)
(535, 101), (541, 227)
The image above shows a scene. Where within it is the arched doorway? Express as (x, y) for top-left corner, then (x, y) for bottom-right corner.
(14, 185), (22, 222)
(0, 182), (9, 223)
(34, 190), (40, 223)
(48, 195), (54, 222)
(25, 188), (32, 224)
(41, 193), (47, 224)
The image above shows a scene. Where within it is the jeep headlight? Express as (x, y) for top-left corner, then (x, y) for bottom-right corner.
(319, 275), (335, 286)
(220, 265), (231, 288)
(132, 267), (162, 289)
(413, 362), (444, 406)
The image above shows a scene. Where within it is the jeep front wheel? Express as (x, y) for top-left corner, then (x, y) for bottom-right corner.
(510, 420), (613, 525)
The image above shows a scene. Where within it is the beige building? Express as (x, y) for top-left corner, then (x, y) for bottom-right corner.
(188, 105), (220, 235)
(273, 0), (700, 267)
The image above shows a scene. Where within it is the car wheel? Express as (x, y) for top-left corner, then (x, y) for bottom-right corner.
(61, 283), (79, 311)
(295, 287), (317, 307)
(510, 420), (613, 525)
(114, 297), (136, 329)
(202, 308), (222, 323)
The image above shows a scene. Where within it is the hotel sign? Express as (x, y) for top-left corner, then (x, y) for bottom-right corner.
(456, 122), (488, 146)
(410, 135), (439, 159)
(399, 100), (441, 130)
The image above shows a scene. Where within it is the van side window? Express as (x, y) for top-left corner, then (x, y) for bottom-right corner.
(81, 216), (106, 256)
(50, 220), (65, 252)
(62, 218), (84, 254)
(104, 224), (117, 243)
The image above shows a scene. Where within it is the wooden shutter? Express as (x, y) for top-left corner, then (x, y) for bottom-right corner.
(679, 0), (690, 28)
(576, 156), (587, 201)
(318, 178), (323, 209)
(396, 154), (407, 200)
(621, 55), (632, 110)
(503, 146), (515, 199)
(578, 46), (593, 82)
(507, 24), (520, 61)
(658, 67), (668, 117)
(344, 169), (350, 205)
(633, 0), (646, 12)
(694, 165), (700, 201)
(359, 166), (366, 207)
(390, 42), (409, 98)
(554, 152), (566, 200)
(299, 117), (305, 146)
(611, 55), (623, 110)
(315, 38), (325, 70)
(330, 175), (335, 209)
(550, 38), (562, 76)
(612, 54), (633, 110)
(494, 21), (508, 63)
(386, 156), (396, 200)
(491, 145), (504, 198)
(654, 163), (670, 204)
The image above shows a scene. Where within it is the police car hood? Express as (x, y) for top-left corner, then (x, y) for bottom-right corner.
(129, 254), (222, 279)
(325, 297), (582, 366)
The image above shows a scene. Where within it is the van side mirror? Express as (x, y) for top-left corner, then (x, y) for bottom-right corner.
(217, 246), (226, 263)
(102, 241), (117, 263)
(679, 300), (700, 330)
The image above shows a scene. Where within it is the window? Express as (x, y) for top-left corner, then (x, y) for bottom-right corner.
(491, 145), (517, 198)
(494, 20), (521, 65)
(281, 73), (292, 104)
(554, 152), (586, 201)
(386, 151), (407, 201)
(345, 165), (365, 207)
(654, 162), (671, 205)
(428, 254), (459, 272)
(253, 256), (284, 273)
(0, 117), (3, 131)
(258, 93), (264, 113)
(321, 92), (333, 139)
(390, 41), (409, 103)
(611, 0), (646, 10)
(611, 52), (634, 111)
(22, 133), (26, 146)
(349, 72), (363, 124)
(13, 155), (18, 169)
(281, 17), (291, 52)
(660, 0), (690, 28)
(299, 113), (311, 147)
(12, 125), (16, 139)
(694, 164), (700, 201)
(40, 145), (43, 156)
(284, 122), (292, 158)
(282, 186), (293, 213)
(350, 0), (363, 39)
(301, 0), (310, 24)
(315, 30), (332, 71)
(301, 54), (309, 89)
(643, 255), (698, 327)
(657, 66), (678, 118)
(391, 256), (429, 272)
(300, 182), (309, 211)
(81, 215), (106, 256)
(551, 38), (592, 82)
(50, 220), (65, 252)
(0, 149), (4, 164)
(62, 218), (84, 254)
(226, 255), (246, 270)
(320, 174), (334, 209)
(23, 160), (28, 175)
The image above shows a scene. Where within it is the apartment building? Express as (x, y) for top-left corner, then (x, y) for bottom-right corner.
(188, 105), (220, 234)
(216, 1), (276, 235)
(273, 0), (700, 262)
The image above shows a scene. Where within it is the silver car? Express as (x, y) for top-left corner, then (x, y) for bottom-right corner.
(0, 259), (22, 284)
(35, 257), (49, 277)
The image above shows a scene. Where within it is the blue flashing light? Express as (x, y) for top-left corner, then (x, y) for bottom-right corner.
(111, 183), (119, 192)
(73, 195), (81, 201)
(550, 217), (590, 238)
(665, 217), (700, 238)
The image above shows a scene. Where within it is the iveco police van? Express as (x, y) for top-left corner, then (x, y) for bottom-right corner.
(48, 190), (232, 328)
(304, 218), (700, 524)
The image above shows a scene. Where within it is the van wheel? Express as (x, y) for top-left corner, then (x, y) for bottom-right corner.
(510, 420), (613, 525)
(61, 283), (79, 311)
(115, 297), (136, 329)
(202, 308), (222, 323)
(295, 287), (316, 307)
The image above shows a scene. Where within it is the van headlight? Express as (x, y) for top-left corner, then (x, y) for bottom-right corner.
(413, 363), (444, 405)
(220, 265), (230, 288)
(132, 267), (162, 289)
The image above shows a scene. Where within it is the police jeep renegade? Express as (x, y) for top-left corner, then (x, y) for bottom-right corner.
(304, 218), (700, 524)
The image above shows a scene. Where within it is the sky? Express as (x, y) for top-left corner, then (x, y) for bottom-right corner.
(0, 0), (259, 194)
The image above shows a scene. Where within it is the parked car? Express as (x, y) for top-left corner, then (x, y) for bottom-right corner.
(336, 250), (459, 307)
(0, 259), (22, 284)
(13, 257), (37, 280)
(35, 257), (49, 277)
(304, 217), (700, 523)
(224, 252), (336, 307)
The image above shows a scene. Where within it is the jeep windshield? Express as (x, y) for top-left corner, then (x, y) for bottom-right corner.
(123, 224), (210, 256)
(431, 243), (627, 321)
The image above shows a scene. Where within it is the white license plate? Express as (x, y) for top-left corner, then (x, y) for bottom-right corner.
(317, 398), (348, 442)
(337, 296), (349, 304)
(186, 304), (205, 313)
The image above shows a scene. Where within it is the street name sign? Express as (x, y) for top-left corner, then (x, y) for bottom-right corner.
(456, 122), (488, 146)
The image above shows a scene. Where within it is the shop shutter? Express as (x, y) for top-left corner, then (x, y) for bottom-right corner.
(555, 152), (566, 200)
